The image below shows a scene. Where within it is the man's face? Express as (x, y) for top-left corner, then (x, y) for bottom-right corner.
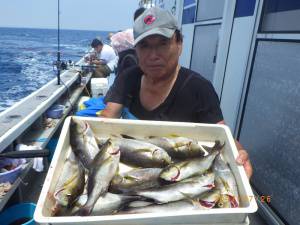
(135, 34), (182, 80)
(94, 45), (103, 54)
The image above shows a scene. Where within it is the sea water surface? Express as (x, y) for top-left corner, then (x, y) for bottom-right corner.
(0, 27), (111, 112)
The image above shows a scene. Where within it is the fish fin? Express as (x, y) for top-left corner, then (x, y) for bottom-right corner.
(123, 175), (139, 182)
(75, 205), (93, 216)
(179, 191), (194, 202)
(121, 134), (136, 139)
(179, 192), (201, 207)
(136, 148), (154, 153)
(214, 140), (225, 150)
(179, 161), (190, 168)
(147, 135), (158, 139)
(219, 177), (231, 192)
(203, 140), (225, 154)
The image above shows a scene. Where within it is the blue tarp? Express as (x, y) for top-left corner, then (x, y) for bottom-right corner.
(76, 96), (137, 120)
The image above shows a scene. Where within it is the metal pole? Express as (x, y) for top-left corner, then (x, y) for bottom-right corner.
(57, 0), (61, 85)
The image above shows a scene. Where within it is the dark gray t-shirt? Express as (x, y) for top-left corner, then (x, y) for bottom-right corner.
(105, 66), (223, 123)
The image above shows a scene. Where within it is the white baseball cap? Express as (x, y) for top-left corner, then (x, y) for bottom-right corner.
(133, 7), (179, 46)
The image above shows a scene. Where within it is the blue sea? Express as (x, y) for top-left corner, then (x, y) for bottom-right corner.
(0, 27), (111, 112)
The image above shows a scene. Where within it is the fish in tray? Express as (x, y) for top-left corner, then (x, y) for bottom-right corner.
(110, 167), (163, 193)
(213, 154), (240, 208)
(70, 117), (100, 169)
(146, 136), (224, 159)
(122, 134), (224, 159)
(52, 151), (85, 215)
(159, 150), (219, 182)
(57, 192), (142, 216)
(119, 189), (221, 214)
(133, 172), (215, 204)
(76, 139), (120, 216)
(112, 138), (172, 168)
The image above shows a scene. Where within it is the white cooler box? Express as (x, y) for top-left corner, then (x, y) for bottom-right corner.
(34, 117), (257, 225)
(91, 78), (108, 97)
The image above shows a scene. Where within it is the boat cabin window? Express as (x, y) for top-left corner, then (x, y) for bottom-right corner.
(196, 0), (225, 21)
(261, 0), (300, 32)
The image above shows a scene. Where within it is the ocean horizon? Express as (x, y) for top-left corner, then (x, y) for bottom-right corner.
(0, 27), (111, 112)
(0, 26), (113, 33)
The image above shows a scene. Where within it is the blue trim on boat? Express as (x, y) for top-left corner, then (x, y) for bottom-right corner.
(234, 0), (256, 18)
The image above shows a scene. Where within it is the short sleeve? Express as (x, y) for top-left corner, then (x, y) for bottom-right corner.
(104, 66), (141, 105)
(195, 81), (223, 123)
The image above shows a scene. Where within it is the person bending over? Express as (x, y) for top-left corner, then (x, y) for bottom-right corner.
(87, 37), (118, 78)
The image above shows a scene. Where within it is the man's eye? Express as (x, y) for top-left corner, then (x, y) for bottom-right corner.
(138, 43), (148, 49)
(160, 40), (170, 46)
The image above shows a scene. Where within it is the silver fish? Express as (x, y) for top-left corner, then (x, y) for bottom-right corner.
(110, 168), (163, 193)
(213, 154), (239, 208)
(70, 117), (100, 169)
(135, 172), (215, 203)
(160, 151), (219, 182)
(77, 140), (120, 216)
(121, 189), (220, 214)
(147, 136), (223, 159)
(56, 192), (141, 216)
(119, 200), (199, 214)
(52, 151), (85, 215)
(113, 138), (171, 168)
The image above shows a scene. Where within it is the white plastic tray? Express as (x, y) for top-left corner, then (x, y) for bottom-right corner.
(34, 116), (257, 225)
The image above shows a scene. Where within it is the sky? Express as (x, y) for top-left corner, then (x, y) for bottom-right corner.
(0, 0), (140, 31)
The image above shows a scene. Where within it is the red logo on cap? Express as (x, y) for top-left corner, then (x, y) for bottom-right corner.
(144, 15), (156, 25)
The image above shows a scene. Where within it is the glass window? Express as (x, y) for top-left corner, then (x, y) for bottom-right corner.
(239, 41), (300, 225)
(261, 0), (300, 32)
(196, 0), (225, 21)
(190, 24), (220, 82)
(184, 0), (195, 7)
(182, 6), (196, 24)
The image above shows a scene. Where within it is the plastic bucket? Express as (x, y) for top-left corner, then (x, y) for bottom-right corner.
(0, 158), (25, 183)
(46, 104), (64, 119)
(0, 203), (36, 225)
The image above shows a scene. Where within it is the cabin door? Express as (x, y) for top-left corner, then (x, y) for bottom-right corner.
(179, 0), (236, 98)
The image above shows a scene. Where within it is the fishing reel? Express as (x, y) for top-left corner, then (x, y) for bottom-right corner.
(52, 60), (74, 71)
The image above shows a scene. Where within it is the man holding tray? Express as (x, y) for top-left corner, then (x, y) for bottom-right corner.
(102, 7), (252, 178)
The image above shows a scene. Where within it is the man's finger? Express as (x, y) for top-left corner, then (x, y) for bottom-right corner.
(236, 149), (252, 179)
(236, 149), (248, 164)
(243, 160), (253, 179)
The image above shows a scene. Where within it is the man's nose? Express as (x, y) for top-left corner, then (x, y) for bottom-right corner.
(148, 46), (160, 58)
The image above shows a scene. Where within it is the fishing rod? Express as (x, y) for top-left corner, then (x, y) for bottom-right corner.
(52, 0), (62, 85)
(57, 0), (61, 85)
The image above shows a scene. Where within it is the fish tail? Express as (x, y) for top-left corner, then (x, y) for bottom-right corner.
(76, 205), (93, 216)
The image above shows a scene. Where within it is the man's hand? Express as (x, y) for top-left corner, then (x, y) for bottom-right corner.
(91, 59), (106, 65)
(98, 102), (123, 118)
(235, 141), (253, 179)
(217, 120), (253, 179)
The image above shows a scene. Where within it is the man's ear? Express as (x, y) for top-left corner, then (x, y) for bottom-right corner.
(178, 41), (183, 56)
